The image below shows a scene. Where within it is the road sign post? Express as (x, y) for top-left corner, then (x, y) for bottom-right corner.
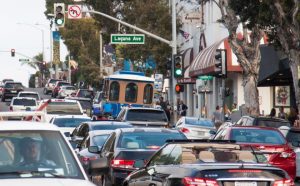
(111, 34), (145, 44)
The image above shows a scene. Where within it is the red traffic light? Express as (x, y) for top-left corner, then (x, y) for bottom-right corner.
(175, 84), (184, 93)
(11, 49), (15, 57)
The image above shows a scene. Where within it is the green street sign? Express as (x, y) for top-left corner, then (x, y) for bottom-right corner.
(198, 75), (213, 80)
(111, 34), (145, 44)
(19, 59), (30, 62)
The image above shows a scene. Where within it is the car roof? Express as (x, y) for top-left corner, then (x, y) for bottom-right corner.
(12, 97), (37, 100)
(5, 81), (22, 84)
(85, 121), (132, 126)
(0, 121), (61, 131)
(230, 125), (280, 131)
(18, 91), (39, 94)
(53, 115), (91, 119)
(118, 128), (180, 133)
(89, 130), (114, 136)
(125, 107), (163, 111)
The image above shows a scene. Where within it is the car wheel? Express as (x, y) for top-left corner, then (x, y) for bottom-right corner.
(102, 175), (113, 186)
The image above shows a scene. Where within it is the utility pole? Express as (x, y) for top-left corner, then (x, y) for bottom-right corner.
(99, 31), (103, 78)
(171, 0), (177, 123)
(68, 52), (71, 83)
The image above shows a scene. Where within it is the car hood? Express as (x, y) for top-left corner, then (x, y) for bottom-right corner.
(127, 120), (168, 126)
(0, 178), (95, 186)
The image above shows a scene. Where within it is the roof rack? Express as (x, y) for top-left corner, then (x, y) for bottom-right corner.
(165, 139), (236, 143)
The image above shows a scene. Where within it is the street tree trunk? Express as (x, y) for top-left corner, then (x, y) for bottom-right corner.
(289, 51), (300, 111)
(218, 0), (263, 116)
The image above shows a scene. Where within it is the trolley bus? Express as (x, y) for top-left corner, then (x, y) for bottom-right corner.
(93, 71), (155, 118)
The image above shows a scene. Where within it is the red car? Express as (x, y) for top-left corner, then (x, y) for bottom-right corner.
(214, 126), (296, 180)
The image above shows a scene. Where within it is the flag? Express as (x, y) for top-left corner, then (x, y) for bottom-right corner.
(179, 29), (190, 40)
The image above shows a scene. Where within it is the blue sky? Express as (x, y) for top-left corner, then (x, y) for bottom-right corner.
(0, 0), (67, 86)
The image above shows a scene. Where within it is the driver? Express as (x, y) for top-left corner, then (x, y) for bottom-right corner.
(18, 137), (56, 167)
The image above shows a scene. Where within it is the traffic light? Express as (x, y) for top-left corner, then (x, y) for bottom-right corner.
(214, 49), (227, 78)
(11, 49), (15, 57)
(174, 55), (183, 78)
(54, 3), (65, 28)
(175, 84), (184, 93)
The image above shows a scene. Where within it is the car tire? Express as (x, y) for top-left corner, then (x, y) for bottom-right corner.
(102, 175), (113, 186)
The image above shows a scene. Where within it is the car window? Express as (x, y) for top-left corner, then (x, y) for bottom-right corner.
(18, 93), (39, 100)
(52, 118), (90, 128)
(126, 109), (168, 122)
(286, 131), (300, 144)
(245, 118), (253, 126)
(5, 83), (23, 89)
(231, 128), (286, 144)
(149, 144), (176, 166)
(0, 131), (84, 179)
(92, 134), (110, 147)
(13, 99), (36, 106)
(46, 101), (82, 115)
(185, 118), (214, 127)
(125, 83), (138, 103)
(256, 119), (291, 128)
(117, 132), (185, 149)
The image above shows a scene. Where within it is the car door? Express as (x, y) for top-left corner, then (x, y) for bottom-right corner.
(98, 132), (116, 173)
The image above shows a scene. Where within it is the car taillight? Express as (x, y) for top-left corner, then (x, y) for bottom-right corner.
(280, 151), (295, 158)
(183, 177), (218, 186)
(181, 127), (190, 133)
(274, 178), (295, 186)
(228, 169), (262, 173)
(111, 159), (135, 169)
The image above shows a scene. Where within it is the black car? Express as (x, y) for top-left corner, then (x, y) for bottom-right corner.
(236, 115), (291, 128)
(1, 81), (24, 102)
(89, 128), (186, 186)
(70, 121), (133, 148)
(123, 139), (294, 186)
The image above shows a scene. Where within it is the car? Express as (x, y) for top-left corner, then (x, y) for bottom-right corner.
(49, 115), (91, 137)
(89, 128), (187, 186)
(17, 91), (41, 101)
(282, 127), (300, 179)
(2, 78), (14, 84)
(117, 107), (169, 127)
(0, 84), (4, 97)
(9, 97), (38, 112)
(236, 115), (291, 128)
(0, 121), (95, 186)
(175, 116), (216, 139)
(44, 78), (62, 95)
(52, 81), (71, 98)
(75, 89), (94, 99)
(76, 130), (114, 176)
(57, 85), (77, 98)
(66, 97), (93, 117)
(70, 121), (133, 147)
(1, 81), (24, 102)
(38, 99), (87, 122)
(213, 126), (296, 179)
(123, 139), (294, 186)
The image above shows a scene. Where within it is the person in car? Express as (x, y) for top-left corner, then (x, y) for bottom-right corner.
(18, 137), (56, 167)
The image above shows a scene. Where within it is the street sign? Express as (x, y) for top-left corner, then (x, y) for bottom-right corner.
(19, 59), (30, 62)
(198, 75), (213, 80)
(111, 34), (145, 44)
(68, 5), (82, 19)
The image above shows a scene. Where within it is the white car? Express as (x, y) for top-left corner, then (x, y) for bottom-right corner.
(38, 99), (87, 122)
(49, 115), (91, 137)
(0, 121), (95, 186)
(57, 85), (77, 98)
(175, 116), (216, 139)
(17, 91), (41, 101)
(10, 97), (38, 112)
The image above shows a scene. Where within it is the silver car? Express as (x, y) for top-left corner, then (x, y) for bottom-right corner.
(175, 116), (216, 139)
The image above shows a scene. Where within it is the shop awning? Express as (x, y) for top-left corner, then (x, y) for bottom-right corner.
(189, 38), (228, 77)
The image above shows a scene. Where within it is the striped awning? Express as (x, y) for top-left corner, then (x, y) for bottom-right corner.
(189, 38), (227, 77)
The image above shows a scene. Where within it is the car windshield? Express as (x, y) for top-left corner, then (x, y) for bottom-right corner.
(117, 132), (185, 149)
(256, 119), (291, 128)
(92, 134), (110, 146)
(58, 82), (70, 86)
(5, 83), (23, 89)
(78, 90), (93, 98)
(185, 118), (214, 127)
(64, 86), (75, 90)
(13, 99), (36, 106)
(53, 118), (91, 128)
(92, 124), (132, 130)
(46, 102), (82, 115)
(18, 93), (39, 100)
(286, 130), (300, 143)
(0, 130), (84, 179)
(231, 128), (286, 145)
(126, 110), (168, 122)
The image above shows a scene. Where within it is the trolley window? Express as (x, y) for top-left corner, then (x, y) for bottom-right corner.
(143, 84), (153, 104)
(109, 81), (120, 101)
(125, 83), (138, 103)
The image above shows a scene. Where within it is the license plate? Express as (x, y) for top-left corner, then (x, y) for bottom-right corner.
(235, 182), (257, 186)
(11, 91), (17, 93)
(197, 131), (205, 136)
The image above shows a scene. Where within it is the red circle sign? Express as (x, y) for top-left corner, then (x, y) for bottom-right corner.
(68, 5), (81, 18)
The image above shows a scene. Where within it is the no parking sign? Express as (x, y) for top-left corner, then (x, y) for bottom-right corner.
(68, 5), (82, 19)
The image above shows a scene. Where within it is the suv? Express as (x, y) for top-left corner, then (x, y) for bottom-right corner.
(117, 107), (169, 127)
(0, 121), (95, 185)
(236, 115), (291, 128)
(44, 78), (62, 95)
(52, 81), (71, 98)
(2, 81), (24, 102)
(10, 97), (38, 112)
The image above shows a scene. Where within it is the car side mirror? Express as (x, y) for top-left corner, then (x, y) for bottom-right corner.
(88, 146), (101, 153)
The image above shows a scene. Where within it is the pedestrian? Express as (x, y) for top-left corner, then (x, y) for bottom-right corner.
(269, 108), (276, 118)
(178, 100), (188, 117)
(231, 103), (238, 112)
(278, 106), (287, 119)
(159, 97), (170, 121)
(288, 107), (298, 127)
(212, 106), (222, 124)
(224, 104), (231, 121)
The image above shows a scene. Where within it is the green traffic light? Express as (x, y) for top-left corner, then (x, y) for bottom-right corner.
(175, 69), (182, 75)
(56, 19), (64, 25)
